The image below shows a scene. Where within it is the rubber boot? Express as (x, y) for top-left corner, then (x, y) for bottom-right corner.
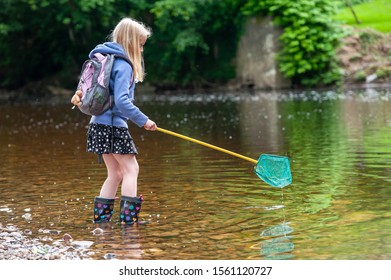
(119, 195), (143, 225)
(93, 197), (115, 223)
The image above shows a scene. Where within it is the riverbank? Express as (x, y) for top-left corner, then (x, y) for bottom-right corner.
(0, 223), (93, 260)
(338, 27), (391, 85)
(1, 28), (390, 104)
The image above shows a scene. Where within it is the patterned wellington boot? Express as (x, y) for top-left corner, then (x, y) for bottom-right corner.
(119, 195), (143, 225)
(93, 197), (115, 223)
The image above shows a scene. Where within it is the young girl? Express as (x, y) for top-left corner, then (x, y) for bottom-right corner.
(71, 17), (157, 225)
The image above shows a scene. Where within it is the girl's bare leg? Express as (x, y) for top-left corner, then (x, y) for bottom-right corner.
(99, 154), (123, 199)
(113, 154), (139, 197)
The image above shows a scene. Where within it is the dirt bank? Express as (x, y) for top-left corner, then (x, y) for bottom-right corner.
(337, 27), (391, 85)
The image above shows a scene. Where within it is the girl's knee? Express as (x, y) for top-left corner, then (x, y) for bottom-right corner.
(108, 169), (123, 184)
(127, 159), (139, 175)
(124, 157), (139, 175)
(133, 159), (139, 173)
(113, 154), (139, 175)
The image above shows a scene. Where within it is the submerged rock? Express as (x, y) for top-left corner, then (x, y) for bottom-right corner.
(71, 240), (94, 249)
(91, 228), (104, 235)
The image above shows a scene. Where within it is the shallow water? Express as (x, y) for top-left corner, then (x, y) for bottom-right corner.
(1, 88), (390, 260)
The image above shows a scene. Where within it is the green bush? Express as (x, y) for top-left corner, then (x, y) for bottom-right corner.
(0, 0), (122, 89)
(354, 70), (366, 81)
(376, 67), (391, 78)
(143, 0), (244, 89)
(242, 0), (345, 87)
(0, 0), (357, 90)
(0, 0), (244, 90)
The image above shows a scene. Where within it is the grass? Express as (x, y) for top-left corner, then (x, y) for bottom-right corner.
(334, 0), (391, 33)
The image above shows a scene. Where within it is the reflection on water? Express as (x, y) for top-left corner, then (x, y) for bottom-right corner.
(259, 189), (295, 260)
(1, 88), (391, 259)
(260, 223), (295, 260)
(261, 236), (294, 260)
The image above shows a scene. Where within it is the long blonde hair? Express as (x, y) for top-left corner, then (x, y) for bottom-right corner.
(110, 17), (151, 82)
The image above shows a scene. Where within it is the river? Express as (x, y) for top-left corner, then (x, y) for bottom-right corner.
(0, 87), (390, 260)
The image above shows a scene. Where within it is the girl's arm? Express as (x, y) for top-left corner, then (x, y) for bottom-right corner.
(112, 60), (149, 127)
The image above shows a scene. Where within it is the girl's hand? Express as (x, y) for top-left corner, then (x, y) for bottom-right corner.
(144, 119), (157, 131)
(71, 90), (83, 107)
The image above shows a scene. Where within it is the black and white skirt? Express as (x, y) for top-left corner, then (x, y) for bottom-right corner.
(87, 123), (138, 155)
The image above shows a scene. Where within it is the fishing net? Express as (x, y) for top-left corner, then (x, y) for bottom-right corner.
(254, 154), (292, 188)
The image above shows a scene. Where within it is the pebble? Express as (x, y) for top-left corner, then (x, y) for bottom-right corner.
(91, 228), (104, 235)
(62, 233), (73, 242)
(0, 223), (93, 260)
(103, 253), (116, 259)
(71, 240), (94, 249)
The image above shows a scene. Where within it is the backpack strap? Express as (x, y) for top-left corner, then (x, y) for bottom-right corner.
(93, 53), (105, 60)
(98, 154), (103, 164)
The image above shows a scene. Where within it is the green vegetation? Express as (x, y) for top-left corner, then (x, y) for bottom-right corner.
(0, 0), (388, 92)
(143, 0), (244, 89)
(335, 0), (391, 33)
(0, 0), (244, 90)
(243, 0), (345, 87)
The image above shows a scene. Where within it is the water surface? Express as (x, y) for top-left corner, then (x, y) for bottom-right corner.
(1, 88), (390, 259)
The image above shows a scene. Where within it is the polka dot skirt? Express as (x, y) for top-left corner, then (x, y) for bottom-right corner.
(87, 123), (138, 155)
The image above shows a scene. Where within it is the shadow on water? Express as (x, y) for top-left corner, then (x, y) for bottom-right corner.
(1, 87), (391, 259)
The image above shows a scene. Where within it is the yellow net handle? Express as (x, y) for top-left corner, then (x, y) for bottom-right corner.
(156, 127), (258, 164)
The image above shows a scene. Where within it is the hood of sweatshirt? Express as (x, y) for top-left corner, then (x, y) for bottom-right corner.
(89, 42), (130, 63)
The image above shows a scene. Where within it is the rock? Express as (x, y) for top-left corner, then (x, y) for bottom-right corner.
(366, 73), (378, 83)
(91, 228), (104, 235)
(71, 240), (94, 249)
(103, 253), (117, 259)
(62, 233), (73, 242)
(0, 225), (93, 260)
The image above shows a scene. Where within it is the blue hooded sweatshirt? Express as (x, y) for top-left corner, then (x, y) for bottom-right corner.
(88, 42), (148, 128)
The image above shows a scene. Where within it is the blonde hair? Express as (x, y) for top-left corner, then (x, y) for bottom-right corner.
(110, 17), (151, 82)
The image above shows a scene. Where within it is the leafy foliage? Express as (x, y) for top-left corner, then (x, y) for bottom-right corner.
(0, 0), (124, 88)
(242, 0), (345, 86)
(0, 0), (354, 90)
(0, 0), (244, 90)
(143, 0), (245, 88)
